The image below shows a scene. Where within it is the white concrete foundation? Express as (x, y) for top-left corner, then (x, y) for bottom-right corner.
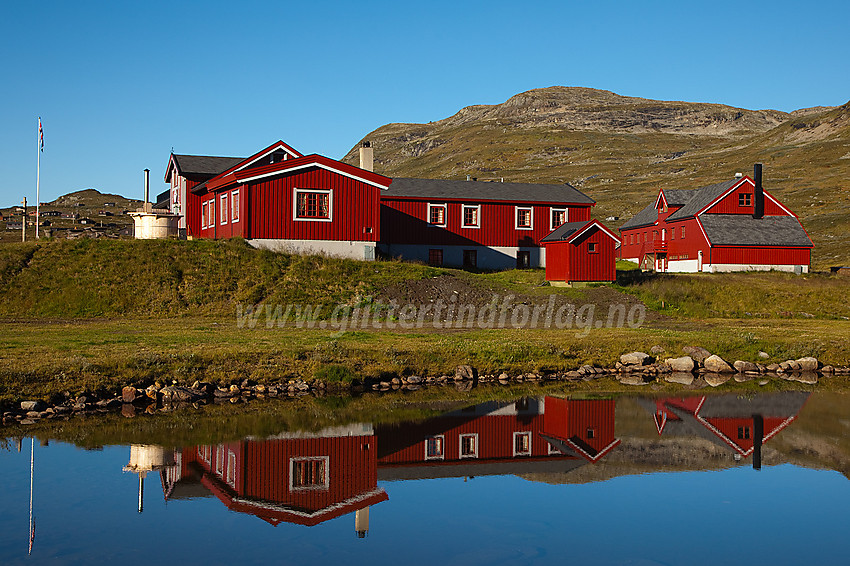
(248, 238), (377, 261)
(381, 244), (545, 269)
(708, 263), (809, 274)
(665, 259), (701, 273)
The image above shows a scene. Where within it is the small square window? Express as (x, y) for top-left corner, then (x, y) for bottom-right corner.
(462, 205), (480, 228)
(514, 432), (532, 456)
(428, 249), (443, 267)
(738, 427), (751, 440)
(550, 208), (567, 229)
(426, 436), (445, 460)
(739, 193), (752, 207)
(588, 242), (598, 253)
(290, 457), (329, 490)
(516, 207), (532, 229)
(428, 204), (447, 226)
(460, 434), (478, 458)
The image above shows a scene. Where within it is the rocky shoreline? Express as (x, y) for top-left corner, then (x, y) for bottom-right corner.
(3, 348), (848, 427)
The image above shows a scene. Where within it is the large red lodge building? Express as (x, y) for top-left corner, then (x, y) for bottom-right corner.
(162, 142), (812, 275)
(163, 141), (603, 271)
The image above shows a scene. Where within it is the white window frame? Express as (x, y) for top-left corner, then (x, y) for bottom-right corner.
(201, 202), (207, 229)
(459, 433), (479, 459)
(515, 206), (533, 230)
(461, 204), (481, 229)
(226, 450), (237, 488)
(513, 431), (532, 456)
(550, 207), (567, 230)
(293, 188), (333, 222)
(219, 194), (228, 225)
(425, 435), (445, 460)
(289, 456), (330, 491)
(231, 190), (240, 223)
(428, 203), (447, 227)
(215, 444), (225, 476)
(548, 442), (561, 455)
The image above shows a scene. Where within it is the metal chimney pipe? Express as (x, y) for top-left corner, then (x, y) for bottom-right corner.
(753, 163), (764, 219)
(144, 169), (150, 204)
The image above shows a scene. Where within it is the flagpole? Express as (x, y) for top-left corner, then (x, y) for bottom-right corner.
(36, 118), (41, 240)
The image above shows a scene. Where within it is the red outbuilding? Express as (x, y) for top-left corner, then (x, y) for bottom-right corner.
(619, 164), (813, 273)
(541, 219), (620, 285)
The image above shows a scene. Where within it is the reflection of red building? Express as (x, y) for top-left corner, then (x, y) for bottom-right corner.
(640, 392), (810, 467)
(157, 397), (619, 530)
(161, 424), (386, 532)
(376, 397), (618, 480)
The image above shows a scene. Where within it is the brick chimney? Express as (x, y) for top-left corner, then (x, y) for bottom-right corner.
(753, 163), (764, 219)
(359, 141), (373, 172)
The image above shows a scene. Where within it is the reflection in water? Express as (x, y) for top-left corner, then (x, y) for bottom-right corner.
(150, 396), (624, 531)
(638, 393), (810, 469)
(137, 392), (815, 532)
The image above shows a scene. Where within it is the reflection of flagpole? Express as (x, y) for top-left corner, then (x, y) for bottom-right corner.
(28, 437), (35, 555)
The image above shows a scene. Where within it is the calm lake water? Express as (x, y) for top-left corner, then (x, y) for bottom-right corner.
(2, 391), (848, 565)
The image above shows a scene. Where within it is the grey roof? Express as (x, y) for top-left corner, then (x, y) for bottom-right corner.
(699, 214), (813, 247)
(541, 220), (592, 242)
(620, 179), (739, 231)
(619, 201), (658, 230)
(172, 155), (244, 178)
(385, 177), (595, 205)
(666, 180), (737, 221)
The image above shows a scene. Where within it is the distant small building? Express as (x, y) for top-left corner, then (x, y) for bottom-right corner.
(98, 210), (113, 216)
(62, 212), (80, 220)
(619, 165), (813, 273)
(103, 202), (116, 207)
(542, 219), (620, 285)
(41, 210), (61, 217)
(78, 218), (95, 225)
(6, 222), (23, 231)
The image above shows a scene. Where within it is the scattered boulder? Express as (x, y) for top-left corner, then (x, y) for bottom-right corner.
(704, 374), (731, 387)
(620, 352), (650, 366)
(20, 401), (46, 412)
(618, 374), (649, 386)
(733, 360), (759, 373)
(455, 365), (477, 381)
(121, 386), (138, 403)
(703, 355), (734, 373)
(665, 356), (695, 372)
(665, 372), (695, 385)
(650, 345), (666, 355)
(758, 351), (770, 359)
(766, 363), (781, 372)
(683, 346), (712, 364)
(796, 357), (819, 371)
(160, 386), (202, 403)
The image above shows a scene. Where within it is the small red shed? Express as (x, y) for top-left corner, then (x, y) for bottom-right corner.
(542, 219), (620, 285)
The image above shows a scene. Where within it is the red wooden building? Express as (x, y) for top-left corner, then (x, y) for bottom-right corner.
(162, 424), (387, 532)
(184, 142), (391, 260)
(541, 219), (620, 285)
(619, 165), (813, 273)
(379, 178), (595, 269)
(375, 396), (618, 480)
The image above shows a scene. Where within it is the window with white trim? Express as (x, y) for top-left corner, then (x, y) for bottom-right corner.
(231, 190), (240, 223)
(460, 433), (478, 458)
(226, 451), (237, 488)
(290, 457), (329, 490)
(201, 202), (207, 229)
(425, 435), (445, 460)
(550, 208), (567, 230)
(516, 207), (533, 230)
(461, 204), (480, 228)
(294, 189), (331, 221)
(428, 203), (447, 226)
(220, 194), (228, 225)
(215, 444), (225, 476)
(513, 432), (532, 456)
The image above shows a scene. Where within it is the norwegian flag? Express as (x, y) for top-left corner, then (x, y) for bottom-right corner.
(38, 118), (43, 152)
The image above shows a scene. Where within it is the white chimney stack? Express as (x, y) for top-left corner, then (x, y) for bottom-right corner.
(359, 141), (373, 172)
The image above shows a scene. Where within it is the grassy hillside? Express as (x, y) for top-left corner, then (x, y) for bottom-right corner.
(341, 87), (850, 268)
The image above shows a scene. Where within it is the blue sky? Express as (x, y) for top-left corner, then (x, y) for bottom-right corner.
(2, 0), (848, 207)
